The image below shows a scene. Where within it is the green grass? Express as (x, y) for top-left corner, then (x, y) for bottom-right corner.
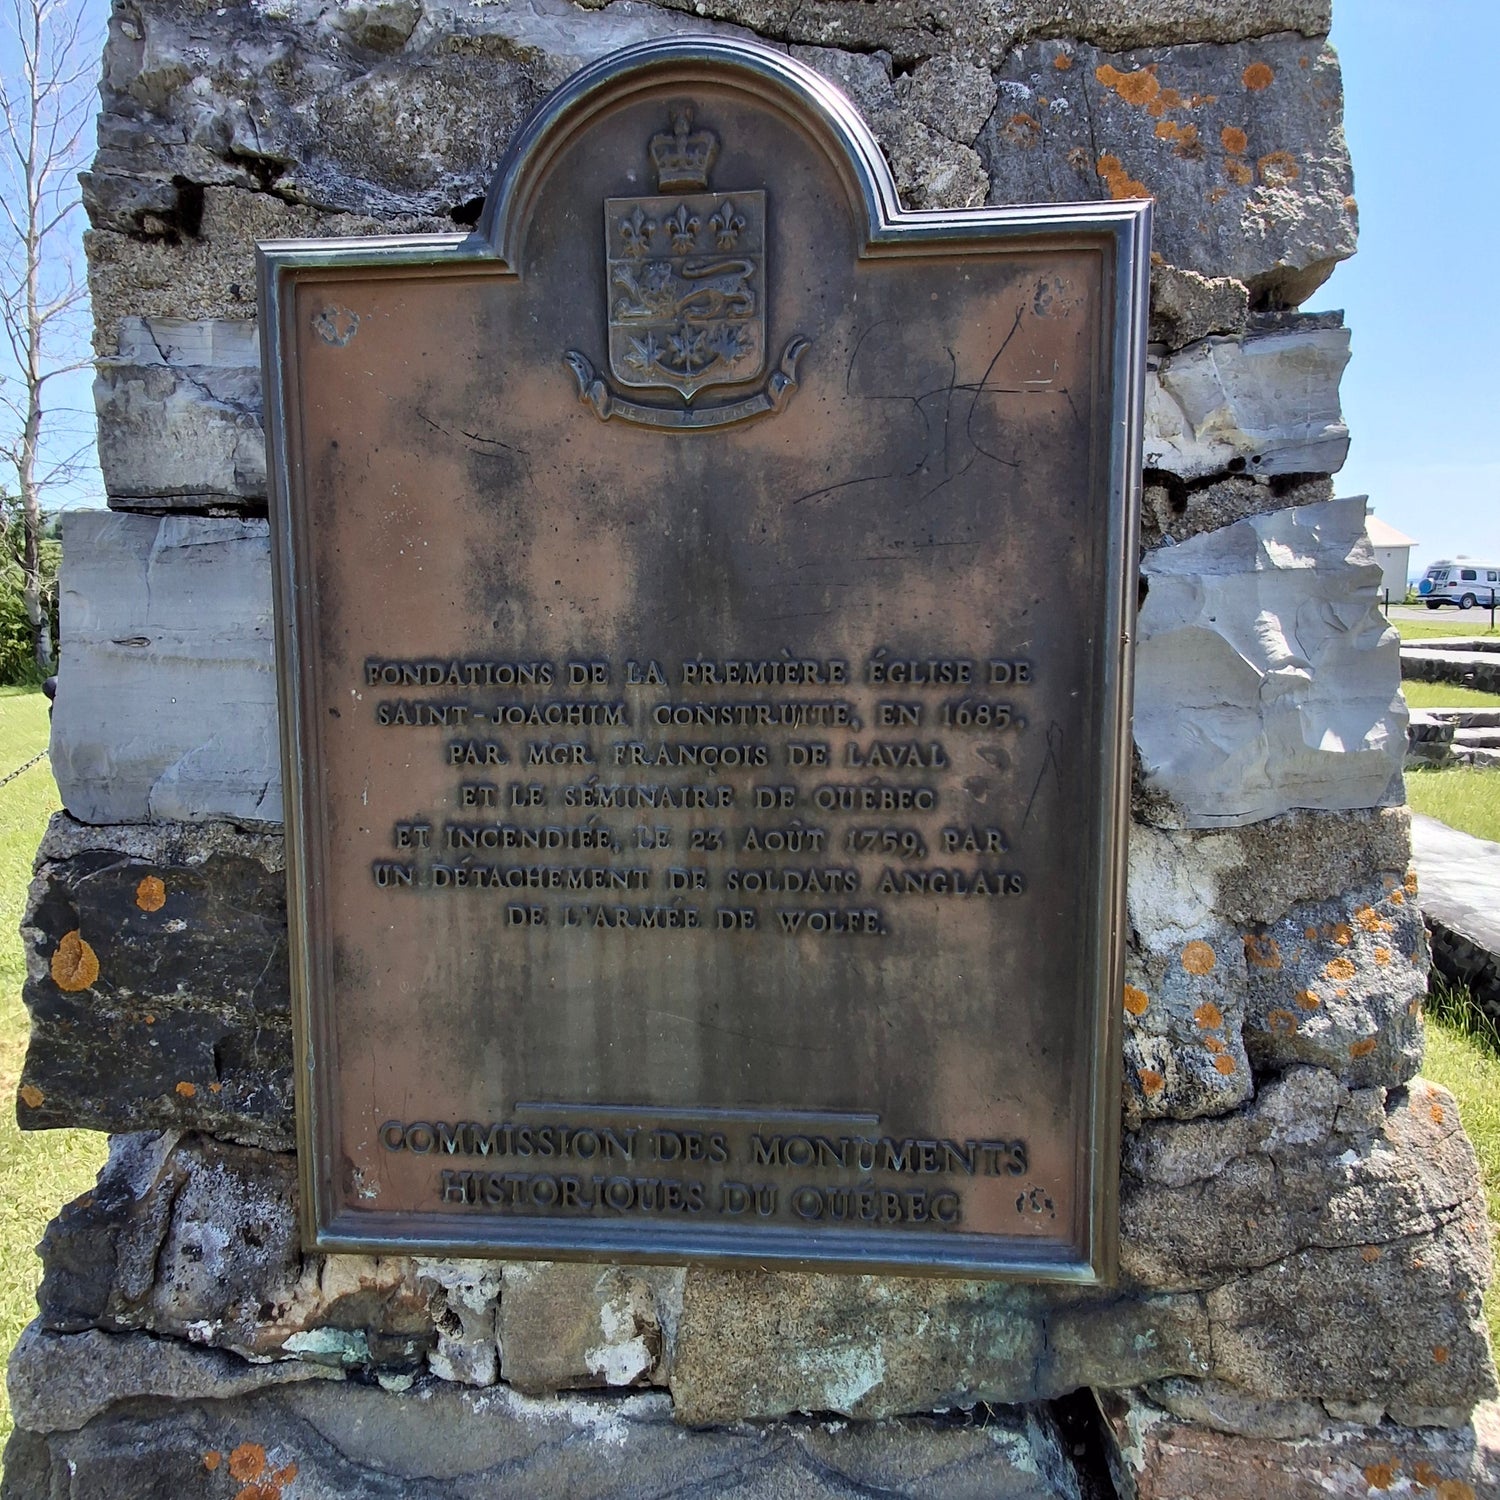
(0, 693), (107, 1454)
(1390, 617), (1500, 643)
(1423, 984), (1500, 1351)
(1406, 766), (1500, 845)
(1402, 680), (1500, 710)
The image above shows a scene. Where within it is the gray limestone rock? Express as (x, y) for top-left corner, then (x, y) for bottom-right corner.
(1240, 877), (1427, 1086)
(95, 317), (265, 509)
(983, 35), (1355, 304)
(36, 1132), (435, 1369)
(1122, 919), (1253, 1127)
(1412, 813), (1500, 1027)
(87, 191), (448, 353)
(1149, 263), (1249, 349)
(50, 510), (280, 825)
(1145, 324), (1350, 481)
(1126, 805), (1413, 933)
(1133, 496), (1407, 828)
(18, 814), (292, 1148)
(415, 1260), (503, 1387)
(612, 2), (1332, 65)
(1100, 1389), (1500, 1500)
(1, 1381), (1086, 1499)
(1120, 1068), (1498, 1420)
(1139, 473), (1333, 551)
(6, 1323), (341, 1435)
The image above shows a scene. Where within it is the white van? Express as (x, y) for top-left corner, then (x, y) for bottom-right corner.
(1417, 559), (1500, 609)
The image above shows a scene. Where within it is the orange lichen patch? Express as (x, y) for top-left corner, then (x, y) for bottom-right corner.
(1002, 112), (1042, 147)
(1193, 1001), (1224, 1029)
(1431, 1102), (1446, 1124)
(1224, 157), (1253, 186)
(1436, 1480), (1477, 1500)
(228, 1444), (267, 1483)
(1138, 1069), (1165, 1096)
(1373, 947), (1391, 966)
(1405, 870), (1419, 893)
(203, 1451), (221, 1472)
(1095, 63), (1161, 107)
(1221, 125), (1248, 154)
(1389, 888), (1405, 905)
(1303, 926), (1319, 941)
(1344, 194), (1359, 215)
(1053, 53), (1073, 70)
(175, 1080), (197, 1098)
(1355, 905), (1391, 933)
(1212, 1055), (1236, 1075)
(1296, 989), (1321, 1010)
(1267, 1008), (1298, 1036)
(1324, 956), (1357, 982)
(135, 875), (167, 912)
(1123, 984), (1150, 1016)
(144, 1014), (155, 1025)
(1433, 1345), (1450, 1364)
(1204, 1037), (1226, 1054)
(51, 931), (99, 992)
(1206, 185), (1229, 204)
(1363, 1460), (1398, 1489)
(1181, 940), (1216, 975)
(1330, 923), (1353, 946)
(274, 1464), (298, 1486)
(18, 1084), (43, 1108)
(1096, 154), (1149, 199)
(210, 1081), (224, 1093)
(1361, 1246), (1381, 1263)
(1243, 934), (1282, 970)
(1349, 1037), (1379, 1059)
(1256, 150), (1299, 186)
(1242, 61), (1274, 91)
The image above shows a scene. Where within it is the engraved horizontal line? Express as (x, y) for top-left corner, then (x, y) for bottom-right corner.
(513, 1102), (881, 1125)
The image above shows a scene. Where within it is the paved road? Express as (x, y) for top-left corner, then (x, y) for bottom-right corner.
(1386, 602), (1500, 627)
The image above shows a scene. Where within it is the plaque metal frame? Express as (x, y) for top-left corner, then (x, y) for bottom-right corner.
(260, 37), (1150, 1281)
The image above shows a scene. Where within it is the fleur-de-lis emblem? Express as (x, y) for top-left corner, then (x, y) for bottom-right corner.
(710, 198), (746, 250)
(620, 206), (656, 258)
(665, 203), (700, 253)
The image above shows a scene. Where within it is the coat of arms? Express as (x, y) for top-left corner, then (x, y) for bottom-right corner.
(607, 106), (764, 398)
(565, 103), (808, 430)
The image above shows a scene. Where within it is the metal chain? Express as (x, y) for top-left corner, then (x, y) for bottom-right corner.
(0, 749), (49, 789)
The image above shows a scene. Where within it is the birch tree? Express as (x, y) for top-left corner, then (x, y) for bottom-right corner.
(1, 0), (97, 674)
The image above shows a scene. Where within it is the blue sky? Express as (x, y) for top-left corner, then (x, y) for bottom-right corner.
(5, 0), (1495, 567)
(1324, 0), (1498, 570)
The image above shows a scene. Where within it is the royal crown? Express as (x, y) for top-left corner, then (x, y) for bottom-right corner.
(650, 104), (718, 192)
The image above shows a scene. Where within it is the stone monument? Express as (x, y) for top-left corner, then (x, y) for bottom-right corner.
(6, 2), (1498, 1496)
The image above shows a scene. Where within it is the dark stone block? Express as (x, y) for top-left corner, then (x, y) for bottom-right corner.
(18, 815), (292, 1150)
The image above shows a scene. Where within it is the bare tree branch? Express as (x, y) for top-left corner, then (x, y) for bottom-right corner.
(0, 0), (101, 672)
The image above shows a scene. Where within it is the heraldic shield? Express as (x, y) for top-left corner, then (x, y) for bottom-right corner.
(606, 105), (766, 401)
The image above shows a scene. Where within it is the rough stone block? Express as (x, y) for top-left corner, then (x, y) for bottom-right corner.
(1140, 473), (1333, 551)
(51, 510), (280, 825)
(626, 2), (1332, 65)
(1144, 324), (1350, 481)
(18, 814), (292, 1148)
(1133, 496), (1407, 828)
(1121, 1069), (1498, 1412)
(6, 1323), (340, 1435)
(0, 1381), (1085, 1500)
(1240, 876), (1426, 1086)
(667, 1271), (1213, 1425)
(499, 1261), (682, 1394)
(982, 34), (1354, 303)
(1100, 1390), (1500, 1500)
(1149, 264), (1249, 350)
(95, 316), (265, 509)
(37, 1132), (435, 1370)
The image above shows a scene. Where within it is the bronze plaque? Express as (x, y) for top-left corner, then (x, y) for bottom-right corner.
(260, 39), (1149, 1278)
